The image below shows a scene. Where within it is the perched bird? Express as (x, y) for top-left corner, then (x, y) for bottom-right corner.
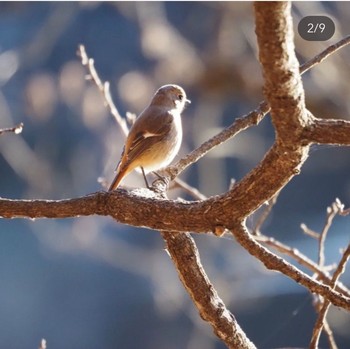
(108, 84), (190, 190)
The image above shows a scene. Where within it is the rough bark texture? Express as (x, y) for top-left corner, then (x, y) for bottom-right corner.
(162, 232), (256, 349)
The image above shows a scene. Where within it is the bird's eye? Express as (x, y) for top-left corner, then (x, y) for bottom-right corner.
(178, 94), (183, 101)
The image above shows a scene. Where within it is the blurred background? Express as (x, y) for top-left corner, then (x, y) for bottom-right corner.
(0, 2), (349, 348)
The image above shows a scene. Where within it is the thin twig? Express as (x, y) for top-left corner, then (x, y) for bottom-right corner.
(339, 207), (350, 216)
(167, 102), (269, 180)
(323, 320), (338, 349)
(252, 192), (279, 235)
(77, 44), (129, 137)
(309, 199), (347, 349)
(232, 222), (350, 311)
(300, 223), (320, 239)
(255, 235), (350, 298)
(299, 35), (350, 75)
(310, 243), (350, 349)
(0, 122), (23, 135)
(171, 178), (207, 200)
(38, 338), (47, 349)
(318, 200), (344, 267)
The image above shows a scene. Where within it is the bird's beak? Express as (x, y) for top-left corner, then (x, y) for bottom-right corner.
(185, 99), (191, 106)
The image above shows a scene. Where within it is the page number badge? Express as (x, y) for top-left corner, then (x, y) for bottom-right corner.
(298, 16), (335, 41)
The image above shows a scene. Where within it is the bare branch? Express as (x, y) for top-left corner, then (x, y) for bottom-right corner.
(256, 235), (350, 298)
(231, 223), (350, 311)
(38, 338), (47, 349)
(1, 193), (349, 311)
(310, 243), (350, 348)
(167, 102), (269, 180)
(251, 193), (279, 235)
(322, 321), (338, 349)
(300, 223), (320, 239)
(318, 200), (343, 267)
(162, 232), (256, 349)
(309, 200), (348, 349)
(77, 44), (129, 137)
(300, 35), (350, 75)
(171, 178), (207, 201)
(0, 122), (23, 135)
(304, 118), (350, 146)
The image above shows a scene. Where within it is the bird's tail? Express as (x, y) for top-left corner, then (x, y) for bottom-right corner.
(108, 165), (129, 191)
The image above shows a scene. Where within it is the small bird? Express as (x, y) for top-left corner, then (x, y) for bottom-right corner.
(108, 84), (190, 191)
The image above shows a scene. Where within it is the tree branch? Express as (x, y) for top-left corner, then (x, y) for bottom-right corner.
(162, 232), (256, 349)
(167, 101), (269, 180)
(2, 193), (349, 312)
(300, 35), (350, 74)
(0, 122), (23, 135)
(231, 222), (350, 311)
(256, 235), (350, 298)
(255, 2), (311, 140)
(304, 118), (350, 145)
(310, 243), (350, 348)
(77, 44), (129, 137)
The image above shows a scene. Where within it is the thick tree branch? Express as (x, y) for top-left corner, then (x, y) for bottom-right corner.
(255, 2), (310, 139)
(0, 194), (108, 220)
(254, 4), (350, 151)
(2, 192), (350, 312)
(304, 118), (350, 145)
(162, 232), (256, 349)
(0, 135), (319, 231)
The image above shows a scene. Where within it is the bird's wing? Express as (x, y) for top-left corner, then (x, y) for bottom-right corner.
(125, 112), (174, 164)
